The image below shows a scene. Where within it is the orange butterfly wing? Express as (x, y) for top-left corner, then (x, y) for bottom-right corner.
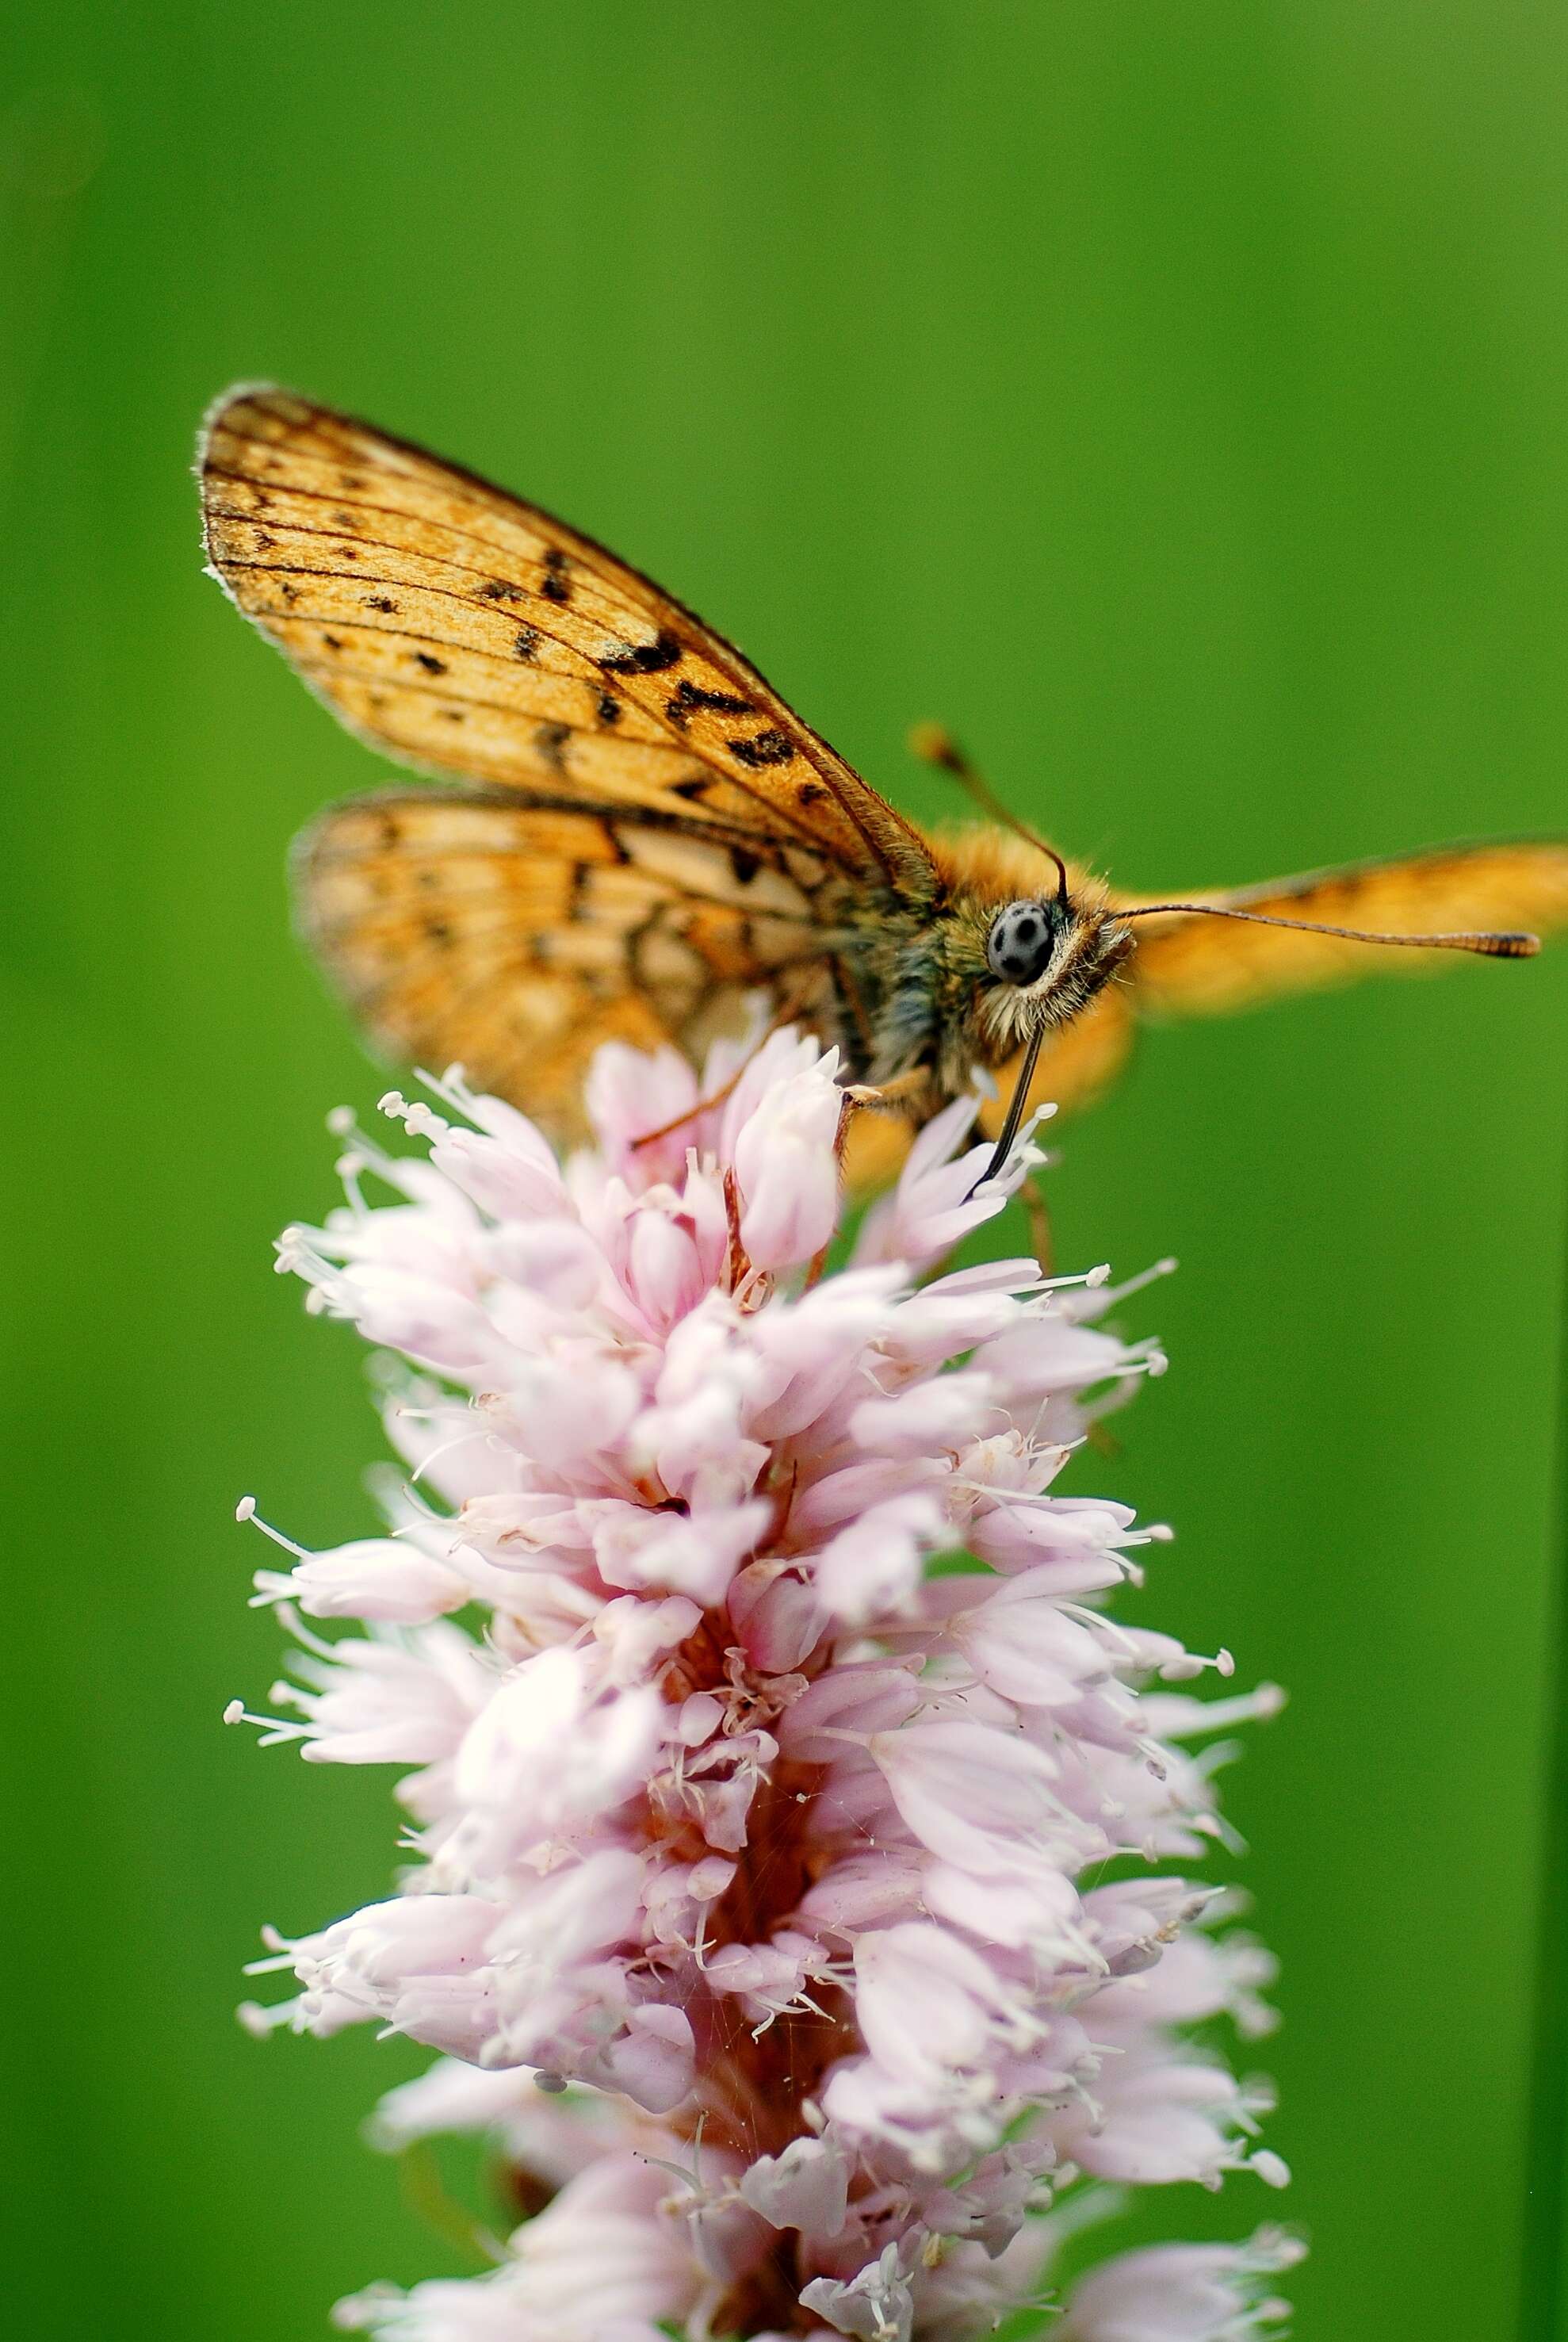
(199, 385), (940, 1135)
(293, 788), (868, 1138)
(1119, 840), (1568, 1018)
(199, 386), (932, 894)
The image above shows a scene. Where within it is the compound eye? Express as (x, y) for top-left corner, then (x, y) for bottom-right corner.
(986, 898), (1060, 988)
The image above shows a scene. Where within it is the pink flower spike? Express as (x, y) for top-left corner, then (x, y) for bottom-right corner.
(813, 1493), (947, 1624)
(778, 1660), (924, 1762)
(854, 1922), (1038, 2083)
(250, 1532), (470, 1624)
(585, 1041), (702, 1186)
(850, 1093), (1006, 1267)
(733, 1054), (845, 1272)
(1057, 2228), (1306, 2340)
(453, 1649), (667, 1866)
(739, 2135), (852, 2235)
(868, 1716), (1061, 1873)
(948, 1567), (1112, 1705)
(235, 1026), (1294, 2337)
(801, 2243), (916, 2342)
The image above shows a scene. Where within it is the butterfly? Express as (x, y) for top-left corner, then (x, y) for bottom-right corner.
(198, 386), (1568, 1185)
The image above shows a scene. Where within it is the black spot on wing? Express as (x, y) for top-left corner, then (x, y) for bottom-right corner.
(665, 679), (755, 729)
(365, 594), (398, 613)
(534, 721), (572, 774)
(728, 729), (794, 769)
(729, 847), (762, 886)
(540, 548), (572, 604)
(596, 691), (622, 725)
(479, 579), (524, 603)
(671, 775), (712, 801)
(598, 630), (684, 676)
(413, 652), (448, 675)
(514, 627), (541, 662)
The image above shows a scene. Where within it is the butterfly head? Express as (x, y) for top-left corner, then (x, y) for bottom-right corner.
(934, 861), (1135, 1189)
(975, 879), (1134, 1045)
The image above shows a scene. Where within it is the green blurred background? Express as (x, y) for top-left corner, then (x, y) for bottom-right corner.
(2, 4), (1565, 2336)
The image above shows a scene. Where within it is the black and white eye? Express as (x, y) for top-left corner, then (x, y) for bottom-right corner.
(986, 897), (1061, 988)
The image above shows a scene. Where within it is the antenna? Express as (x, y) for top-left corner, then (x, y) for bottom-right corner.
(1116, 901), (1539, 958)
(911, 723), (1070, 906)
(965, 893), (1540, 1202)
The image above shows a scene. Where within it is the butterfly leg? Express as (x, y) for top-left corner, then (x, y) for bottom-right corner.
(842, 1069), (929, 1116)
(835, 1070), (931, 1174)
(630, 1058), (757, 1152)
(631, 1000), (809, 1153)
(1020, 1174), (1056, 1277)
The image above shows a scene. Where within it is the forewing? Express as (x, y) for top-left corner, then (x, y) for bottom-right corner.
(1121, 840), (1568, 1018)
(200, 386), (932, 891)
(296, 788), (849, 1136)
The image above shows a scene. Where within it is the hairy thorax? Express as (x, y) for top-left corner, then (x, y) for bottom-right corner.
(831, 828), (1134, 1114)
